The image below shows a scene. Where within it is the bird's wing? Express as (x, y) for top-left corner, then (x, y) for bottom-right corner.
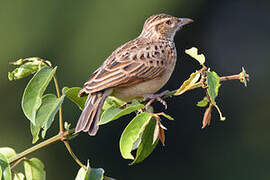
(79, 39), (170, 96)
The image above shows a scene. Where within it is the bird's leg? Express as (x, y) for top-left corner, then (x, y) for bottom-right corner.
(143, 90), (170, 110)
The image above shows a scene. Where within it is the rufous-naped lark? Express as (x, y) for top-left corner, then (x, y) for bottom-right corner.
(76, 14), (193, 135)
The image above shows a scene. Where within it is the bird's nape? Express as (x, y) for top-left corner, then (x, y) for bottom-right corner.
(140, 14), (193, 41)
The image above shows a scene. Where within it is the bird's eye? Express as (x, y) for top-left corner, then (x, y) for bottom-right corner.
(166, 20), (172, 25)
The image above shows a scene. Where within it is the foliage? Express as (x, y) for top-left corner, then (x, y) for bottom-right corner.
(0, 153), (12, 180)
(76, 161), (106, 180)
(0, 47), (249, 179)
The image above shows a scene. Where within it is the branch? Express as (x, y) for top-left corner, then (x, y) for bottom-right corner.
(8, 60), (87, 169)
(8, 129), (74, 164)
(163, 70), (249, 99)
(7, 60), (249, 170)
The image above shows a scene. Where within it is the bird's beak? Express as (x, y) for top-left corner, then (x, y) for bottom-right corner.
(178, 18), (194, 26)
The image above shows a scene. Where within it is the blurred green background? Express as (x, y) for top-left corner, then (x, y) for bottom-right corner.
(1, 0), (270, 179)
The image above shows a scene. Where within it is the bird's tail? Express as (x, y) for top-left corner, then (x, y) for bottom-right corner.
(75, 91), (108, 136)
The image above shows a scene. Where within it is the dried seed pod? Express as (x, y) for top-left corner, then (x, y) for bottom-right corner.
(202, 105), (212, 129)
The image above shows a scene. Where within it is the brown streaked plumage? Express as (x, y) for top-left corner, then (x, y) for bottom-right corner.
(76, 14), (193, 136)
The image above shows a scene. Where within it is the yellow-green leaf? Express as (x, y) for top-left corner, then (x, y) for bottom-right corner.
(158, 112), (174, 120)
(197, 96), (209, 107)
(185, 47), (205, 65)
(0, 147), (16, 160)
(175, 71), (200, 96)
(8, 61), (43, 81)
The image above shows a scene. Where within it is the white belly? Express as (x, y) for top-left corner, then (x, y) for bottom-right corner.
(112, 66), (175, 102)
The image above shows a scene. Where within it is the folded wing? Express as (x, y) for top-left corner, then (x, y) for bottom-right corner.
(79, 39), (168, 96)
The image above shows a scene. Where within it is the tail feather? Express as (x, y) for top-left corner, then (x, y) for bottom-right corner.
(75, 90), (109, 136)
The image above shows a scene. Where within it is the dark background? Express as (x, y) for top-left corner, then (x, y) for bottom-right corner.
(1, 0), (270, 179)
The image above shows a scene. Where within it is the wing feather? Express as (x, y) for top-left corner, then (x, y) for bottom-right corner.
(79, 39), (168, 96)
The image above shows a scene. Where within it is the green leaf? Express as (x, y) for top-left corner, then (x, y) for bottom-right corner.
(120, 112), (152, 160)
(131, 134), (142, 151)
(40, 94), (64, 138)
(30, 94), (65, 143)
(206, 71), (221, 104)
(131, 118), (159, 165)
(8, 61), (43, 81)
(102, 96), (125, 111)
(24, 158), (46, 180)
(0, 167), (2, 180)
(87, 168), (104, 180)
(62, 87), (87, 110)
(30, 123), (40, 144)
(22, 66), (57, 125)
(197, 96), (209, 107)
(146, 106), (154, 113)
(175, 71), (200, 96)
(63, 87), (125, 112)
(75, 161), (105, 180)
(0, 148), (16, 160)
(0, 153), (12, 180)
(99, 100), (144, 125)
(13, 172), (25, 180)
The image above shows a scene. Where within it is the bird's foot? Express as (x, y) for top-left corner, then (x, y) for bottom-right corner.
(143, 90), (169, 110)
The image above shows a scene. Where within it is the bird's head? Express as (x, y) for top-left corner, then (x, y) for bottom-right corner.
(140, 14), (193, 41)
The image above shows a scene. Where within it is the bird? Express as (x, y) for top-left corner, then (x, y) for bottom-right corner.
(75, 13), (193, 136)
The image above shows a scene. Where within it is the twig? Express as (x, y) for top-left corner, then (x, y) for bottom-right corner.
(53, 75), (64, 132)
(8, 129), (74, 164)
(10, 157), (26, 170)
(63, 141), (87, 170)
(52, 73), (86, 169)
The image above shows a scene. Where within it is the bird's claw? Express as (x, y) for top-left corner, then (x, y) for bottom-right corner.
(143, 90), (169, 110)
